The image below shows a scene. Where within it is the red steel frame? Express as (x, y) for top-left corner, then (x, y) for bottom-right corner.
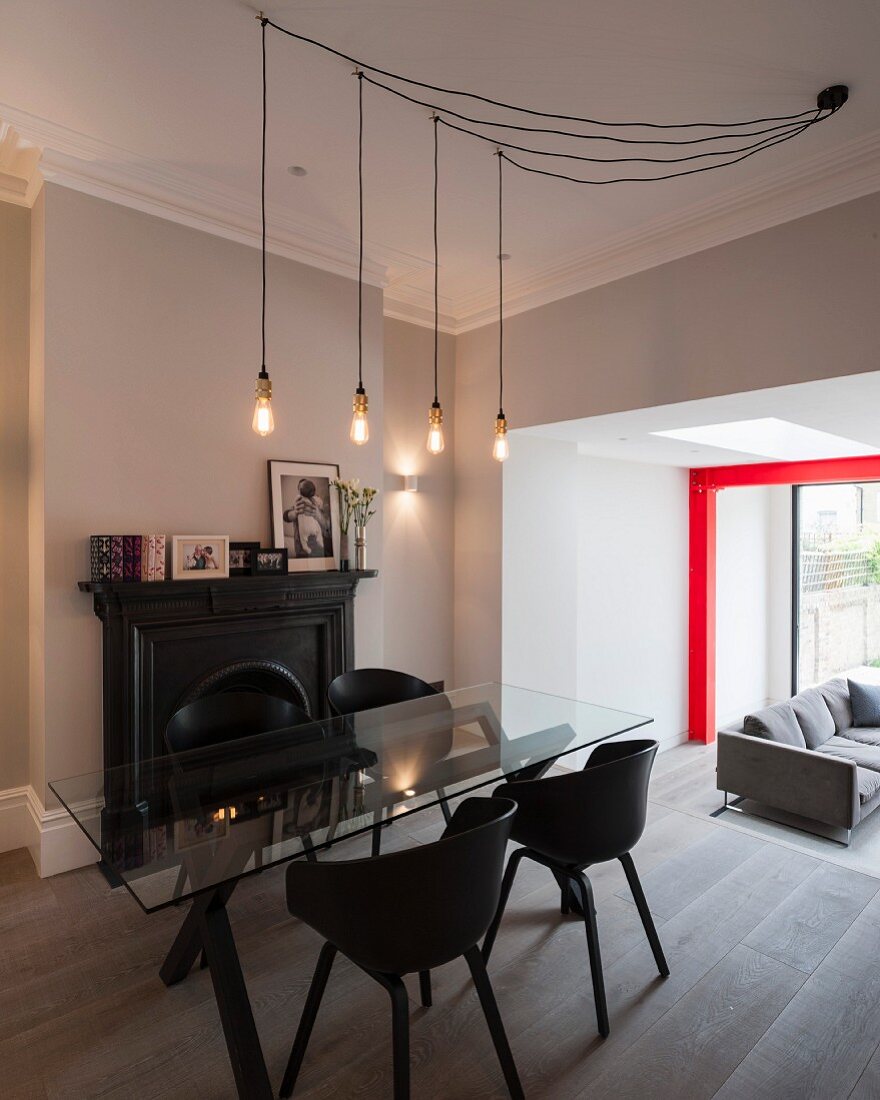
(689, 454), (880, 743)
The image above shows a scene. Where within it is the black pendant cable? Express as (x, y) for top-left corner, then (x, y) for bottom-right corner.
(492, 151), (509, 463)
(258, 18), (849, 451)
(349, 71), (369, 444)
(426, 115), (445, 455)
(252, 14), (275, 436)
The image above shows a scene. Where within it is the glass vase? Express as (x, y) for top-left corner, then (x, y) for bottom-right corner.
(355, 525), (367, 571)
(339, 530), (350, 572)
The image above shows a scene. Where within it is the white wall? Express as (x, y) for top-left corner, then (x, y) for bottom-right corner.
(501, 444), (689, 761)
(576, 455), (689, 754)
(501, 435), (578, 698)
(715, 485), (793, 726)
(716, 487), (772, 724)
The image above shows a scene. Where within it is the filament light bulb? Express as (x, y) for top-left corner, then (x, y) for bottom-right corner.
(350, 386), (369, 445)
(252, 370), (274, 437)
(427, 401), (445, 455)
(493, 413), (509, 462)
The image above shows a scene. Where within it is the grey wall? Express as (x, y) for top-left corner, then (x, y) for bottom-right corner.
(33, 183), (385, 803)
(382, 319), (455, 687)
(0, 201), (30, 790)
(454, 191), (880, 686)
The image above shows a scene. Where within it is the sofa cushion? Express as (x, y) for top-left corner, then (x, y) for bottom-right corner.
(857, 767), (880, 806)
(818, 678), (853, 733)
(839, 726), (880, 748)
(848, 680), (880, 727)
(743, 702), (806, 748)
(790, 688), (836, 749)
(816, 736), (880, 773)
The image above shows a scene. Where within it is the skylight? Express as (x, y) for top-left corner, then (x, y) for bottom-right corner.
(651, 418), (877, 461)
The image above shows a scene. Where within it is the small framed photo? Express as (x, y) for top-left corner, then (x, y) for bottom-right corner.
(229, 541), (259, 576)
(171, 536), (230, 579)
(254, 547), (289, 576)
(268, 460), (340, 572)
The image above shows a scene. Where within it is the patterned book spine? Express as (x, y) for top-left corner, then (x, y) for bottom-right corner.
(141, 536), (149, 581)
(89, 536), (111, 582)
(122, 536), (141, 582)
(147, 535), (157, 581)
(110, 536), (124, 582)
(154, 535), (166, 581)
(131, 535), (142, 582)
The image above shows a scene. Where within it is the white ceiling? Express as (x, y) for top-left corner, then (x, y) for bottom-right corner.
(522, 372), (880, 466)
(2, 1), (879, 329)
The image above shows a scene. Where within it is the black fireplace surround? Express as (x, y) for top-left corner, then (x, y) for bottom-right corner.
(79, 571), (377, 774)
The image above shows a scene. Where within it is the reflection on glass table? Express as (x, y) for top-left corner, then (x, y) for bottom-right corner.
(49, 682), (651, 1100)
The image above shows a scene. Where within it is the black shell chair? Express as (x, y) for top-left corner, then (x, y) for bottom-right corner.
(482, 739), (668, 1038)
(165, 692), (311, 754)
(279, 796), (524, 1100)
(327, 669), (455, 854)
(165, 692), (318, 907)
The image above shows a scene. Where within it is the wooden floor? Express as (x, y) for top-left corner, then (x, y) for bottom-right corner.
(4, 748), (880, 1099)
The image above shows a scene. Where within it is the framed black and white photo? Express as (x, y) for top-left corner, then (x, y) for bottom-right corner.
(254, 547), (289, 576)
(229, 541), (259, 576)
(268, 460), (340, 572)
(171, 536), (230, 579)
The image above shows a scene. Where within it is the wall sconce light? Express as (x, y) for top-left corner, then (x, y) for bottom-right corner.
(403, 475), (419, 493)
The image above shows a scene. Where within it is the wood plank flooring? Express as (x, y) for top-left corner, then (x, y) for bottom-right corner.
(3, 749), (880, 1099)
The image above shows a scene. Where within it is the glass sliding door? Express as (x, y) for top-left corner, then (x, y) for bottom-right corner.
(793, 481), (880, 691)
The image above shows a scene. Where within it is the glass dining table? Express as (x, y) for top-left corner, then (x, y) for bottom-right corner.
(49, 682), (651, 1100)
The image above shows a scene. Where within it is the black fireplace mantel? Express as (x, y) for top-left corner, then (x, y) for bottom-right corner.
(79, 570), (377, 775)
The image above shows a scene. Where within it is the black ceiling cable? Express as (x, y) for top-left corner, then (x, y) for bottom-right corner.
(359, 71), (825, 148)
(263, 18), (821, 131)
(435, 113), (828, 166)
(498, 112), (821, 185)
(433, 115), (440, 406)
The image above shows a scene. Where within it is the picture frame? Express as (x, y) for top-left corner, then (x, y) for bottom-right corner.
(268, 460), (341, 572)
(229, 541), (260, 576)
(171, 536), (230, 580)
(254, 547), (289, 576)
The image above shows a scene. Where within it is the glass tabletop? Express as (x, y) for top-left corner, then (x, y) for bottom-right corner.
(49, 683), (651, 913)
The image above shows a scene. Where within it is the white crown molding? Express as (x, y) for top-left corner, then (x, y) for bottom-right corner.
(4, 101), (879, 331)
(0, 101), (432, 289)
(0, 119), (42, 206)
(450, 127), (880, 333)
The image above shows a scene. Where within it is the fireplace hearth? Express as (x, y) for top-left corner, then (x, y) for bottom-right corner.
(79, 571), (377, 774)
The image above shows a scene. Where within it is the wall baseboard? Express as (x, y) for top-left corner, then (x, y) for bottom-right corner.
(0, 785), (98, 878)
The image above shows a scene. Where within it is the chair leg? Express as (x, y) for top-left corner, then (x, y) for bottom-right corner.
(619, 852), (669, 978)
(436, 787), (453, 826)
(279, 942), (337, 1098)
(482, 848), (527, 964)
(464, 946), (524, 1100)
(418, 970), (432, 1008)
(385, 975), (411, 1100)
(570, 871), (609, 1038)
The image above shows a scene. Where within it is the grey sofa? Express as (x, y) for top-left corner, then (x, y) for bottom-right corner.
(716, 678), (880, 845)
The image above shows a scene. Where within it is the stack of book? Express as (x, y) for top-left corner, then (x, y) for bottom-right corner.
(90, 535), (166, 582)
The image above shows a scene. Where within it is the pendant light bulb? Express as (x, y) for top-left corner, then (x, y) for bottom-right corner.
(350, 385), (369, 445)
(427, 401), (445, 455)
(252, 369), (275, 437)
(493, 412), (509, 462)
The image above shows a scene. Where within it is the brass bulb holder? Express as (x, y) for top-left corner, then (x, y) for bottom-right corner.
(494, 412), (508, 437)
(352, 386), (368, 415)
(255, 370), (272, 402)
(428, 400), (443, 427)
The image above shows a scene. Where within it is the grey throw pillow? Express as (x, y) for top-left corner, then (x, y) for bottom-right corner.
(819, 678), (853, 732)
(790, 688), (836, 749)
(743, 702), (806, 748)
(848, 680), (880, 727)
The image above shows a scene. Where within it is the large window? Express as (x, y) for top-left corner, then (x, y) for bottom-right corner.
(794, 482), (880, 690)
